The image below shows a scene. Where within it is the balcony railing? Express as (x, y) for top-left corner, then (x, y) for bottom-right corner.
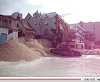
(0, 22), (11, 29)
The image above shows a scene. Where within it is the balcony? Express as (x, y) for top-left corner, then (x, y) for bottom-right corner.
(0, 22), (11, 29)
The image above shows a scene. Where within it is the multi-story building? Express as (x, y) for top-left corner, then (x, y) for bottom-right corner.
(70, 24), (85, 41)
(25, 11), (70, 47)
(0, 14), (19, 42)
(70, 24), (85, 49)
(25, 11), (57, 39)
(70, 23), (96, 49)
(25, 11), (69, 40)
(78, 21), (100, 48)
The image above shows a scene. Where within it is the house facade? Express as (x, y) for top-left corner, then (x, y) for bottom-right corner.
(0, 14), (18, 42)
(25, 11), (58, 39)
(20, 19), (34, 38)
(25, 11), (70, 41)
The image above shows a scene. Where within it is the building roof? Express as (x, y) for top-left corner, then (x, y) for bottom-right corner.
(25, 13), (33, 20)
(0, 14), (17, 20)
(20, 19), (34, 31)
(42, 12), (56, 18)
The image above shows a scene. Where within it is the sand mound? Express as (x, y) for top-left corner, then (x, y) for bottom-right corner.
(24, 39), (52, 56)
(25, 39), (44, 49)
(24, 39), (51, 48)
(0, 39), (41, 61)
(35, 39), (52, 48)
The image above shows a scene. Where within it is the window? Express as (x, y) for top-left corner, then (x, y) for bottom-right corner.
(45, 14), (48, 18)
(17, 23), (19, 27)
(17, 14), (20, 20)
(8, 30), (13, 34)
(0, 18), (1, 22)
(54, 22), (56, 25)
(28, 17), (30, 19)
(44, 29), (48, 34)
(1, 33), (6, 35)
(2, 18), (8, 23)
(51, 28), (56, 34)
(33, 30), (36, 34)
(45, 23), (48, 25)
(45, 22), (48, 25)
(9, 20), (11, 24)
(34, 22), (37, 25)
(39, 23), (41, 25)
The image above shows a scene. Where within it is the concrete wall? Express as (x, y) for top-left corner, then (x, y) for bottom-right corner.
(0, 28), (8, 35)
(7, 33), (13, 40)
(13, 31), (18, 39)
(7, 31), (18, 40)
(0, 28), (18, 41)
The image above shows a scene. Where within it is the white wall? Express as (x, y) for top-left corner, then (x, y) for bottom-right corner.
(7, 31), (18, 40)
(13, 31), (18, 39)
(0, 28), (8, 35)
(7, 33), (13, 40)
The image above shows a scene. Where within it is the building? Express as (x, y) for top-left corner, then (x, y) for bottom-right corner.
(83, 31), (95, 49)
(0, 14), (19, 42)
(25, 11), (70, 47)
(78, 21), (100, 48)
(25, 11), (69, 39)
(11, 12), (34, 38)
(70, 24), (85, 49)
(20, 19), (34, 38)
(12, 12), (22, 21)
(25, 11), (57, 39)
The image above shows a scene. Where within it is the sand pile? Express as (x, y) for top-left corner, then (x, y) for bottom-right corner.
(25, 39), (51, 48)
(24, 39), (52, 56)
(0, 39), (41, 61)
(35, 39), (52, 48)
